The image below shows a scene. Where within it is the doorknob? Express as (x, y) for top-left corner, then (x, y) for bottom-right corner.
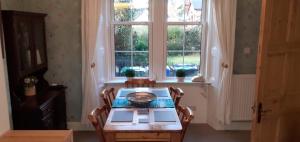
(257, 102), (272, 123)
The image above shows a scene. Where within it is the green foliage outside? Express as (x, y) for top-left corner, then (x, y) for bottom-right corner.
(167, 54), (200, 66)
(114, 4), (201, 77)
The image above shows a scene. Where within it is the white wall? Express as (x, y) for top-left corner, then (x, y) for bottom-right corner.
(0, 42), (11, 134)
(0, 0), (16, 134)
(106, 83), (209, 124)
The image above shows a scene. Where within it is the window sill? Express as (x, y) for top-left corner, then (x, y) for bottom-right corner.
(105, 79), (211, 85)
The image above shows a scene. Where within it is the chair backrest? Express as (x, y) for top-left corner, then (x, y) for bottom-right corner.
(125, 79), (156, 88)
(100, 88), (115, 110)
(88, 105), (110, 142)
(177, 106), (194, 142)
(169, 87), (184, 107)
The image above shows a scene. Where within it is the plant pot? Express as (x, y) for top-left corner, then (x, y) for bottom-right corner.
(126, 77), (134, 81)
(177, 77), (185, 82)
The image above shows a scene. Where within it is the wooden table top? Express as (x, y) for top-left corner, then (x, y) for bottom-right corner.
(104, 87), (182, 132)
(0, 130), (73, 142)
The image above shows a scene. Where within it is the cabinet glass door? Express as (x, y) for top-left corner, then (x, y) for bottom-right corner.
(32, 18), (47, 69)
(14, 16), (34, 74)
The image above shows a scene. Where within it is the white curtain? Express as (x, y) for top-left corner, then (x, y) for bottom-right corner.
(81, 0), (109, 124)
(207, 0), (237, 125)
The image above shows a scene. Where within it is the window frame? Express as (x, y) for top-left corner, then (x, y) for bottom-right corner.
(110, 0), (153, 79)
(108, 0), (207, 81)
(163, 0), (207, 80)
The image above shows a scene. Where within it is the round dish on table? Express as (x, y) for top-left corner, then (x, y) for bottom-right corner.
(126, 92), (156, 106)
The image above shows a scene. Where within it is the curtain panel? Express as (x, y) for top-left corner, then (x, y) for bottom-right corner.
(206, 0), (237, 126)
(81, 0), (108, 124)
(213, 0), (237, 125)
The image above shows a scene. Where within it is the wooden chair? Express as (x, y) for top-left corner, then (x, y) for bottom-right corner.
(169, 87), (184, 108)
(88, 105), (110, 142)
(177, 106), (194, 142)
(100, 88), (115, 110)
(125, 78), (156, 88)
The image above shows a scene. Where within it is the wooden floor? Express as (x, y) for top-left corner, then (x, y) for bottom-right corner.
(74, 124), (250, 142)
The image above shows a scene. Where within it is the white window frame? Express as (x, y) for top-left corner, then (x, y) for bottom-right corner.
(108, 0), (207, 81)
(110, 0), (153, 80)
(162, 0), (207, 80)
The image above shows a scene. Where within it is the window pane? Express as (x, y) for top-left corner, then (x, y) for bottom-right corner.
(166, 52), (183, 77)
(168, 0), (202, 22)
(166, 52), (200, 77)
(133, 52), (149, 77)
(167, 26), (184, 51)
(115, 25), (131, 51)
(166, 25), (201, 77)
(167, 25), (202, 51)
(168, 0), (185, 22)
(114, 0), (149, 22)
(185, 25), (201, 51)
(115, 25), (149, 51)
(133, 25), (148, 51)
(114, 25), (149, 77)
(115, 52), (131, 77)
(184, 52), (200, 77)
(115, 52), (149, 77)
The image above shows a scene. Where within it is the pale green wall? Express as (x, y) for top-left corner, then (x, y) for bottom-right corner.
(23, 0), (82, 122)
(233, 0), (261, 74)
(1, 0), (24, 11)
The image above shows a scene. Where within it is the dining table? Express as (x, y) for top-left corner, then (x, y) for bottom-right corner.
(104, 87), (182, 142)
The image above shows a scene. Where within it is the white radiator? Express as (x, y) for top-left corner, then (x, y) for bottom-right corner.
(231, 74), (256, 121)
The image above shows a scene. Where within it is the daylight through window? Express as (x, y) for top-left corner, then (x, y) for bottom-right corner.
(112, 0), (204, 78)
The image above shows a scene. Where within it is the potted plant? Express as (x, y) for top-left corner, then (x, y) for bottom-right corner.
(176, 69), (186, 82)
(124, 69), (135, 80)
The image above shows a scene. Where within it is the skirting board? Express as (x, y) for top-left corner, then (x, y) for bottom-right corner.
(207, 117), (252, 130)
(224, 121), (252, 130)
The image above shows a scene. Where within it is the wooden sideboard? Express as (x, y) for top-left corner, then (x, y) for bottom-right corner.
(14, 86), (67, 130)
(1, 10), (67, 130)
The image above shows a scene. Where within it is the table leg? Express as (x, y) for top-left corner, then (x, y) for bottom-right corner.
(170, 132), (181, 142)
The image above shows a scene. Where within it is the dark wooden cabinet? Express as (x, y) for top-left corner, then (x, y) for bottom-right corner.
(3, 11), (48, 81)
(15, 87), (67, 130)
(1, 11), (67, 130)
